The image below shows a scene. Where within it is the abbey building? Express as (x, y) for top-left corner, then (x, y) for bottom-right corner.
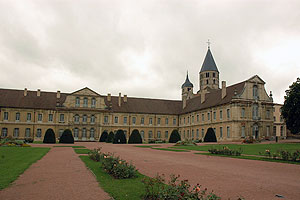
(0, 47), (276, 142)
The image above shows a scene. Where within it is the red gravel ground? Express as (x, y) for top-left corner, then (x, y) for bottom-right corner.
(82, 142), (300, 200)
(0, 147), (111, 200)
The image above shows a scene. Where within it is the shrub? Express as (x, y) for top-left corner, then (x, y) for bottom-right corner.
(88, 147), (102, 162)
(113, 130), (127, 144)
(204, 128), (217, 142)
(59, 129), (74, 144)
(43, 128), (56, 144)
(128, 129), (143, 144)
(142, 174), (220, 200)
(175, 140), (197, 146)
(99, 131), (108, 142)
(24, 138), (34, 143)
(208, 146), (242, 156)
(260, 149), (300, 162)
(106, 132), (114, 143)
(169, 130), (181, 143)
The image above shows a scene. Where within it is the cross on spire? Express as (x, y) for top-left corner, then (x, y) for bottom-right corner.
(207, 39), (211, 49)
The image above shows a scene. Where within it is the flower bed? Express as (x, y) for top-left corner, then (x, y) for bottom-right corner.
(208, 146), (242, 156)
(0, 136), (31, 147)
(260, 149), (300, 162)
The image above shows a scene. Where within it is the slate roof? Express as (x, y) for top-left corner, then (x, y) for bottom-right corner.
(200, 48), (219, 72)
(181, 73), (194, 89)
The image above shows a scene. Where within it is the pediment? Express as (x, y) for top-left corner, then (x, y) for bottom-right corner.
(247, 75), (265, 84)
(71, 87), (100, 96)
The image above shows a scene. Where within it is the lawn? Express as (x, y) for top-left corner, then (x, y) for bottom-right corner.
(134, 145), (161, 148)
(0, 147), (50, 190)
(54, 146), (86, 148)
(171, 143), (300, 155)
(80, 156), (145, 200)
(74, 148), (91, 154)
(152, 147), (190, 152)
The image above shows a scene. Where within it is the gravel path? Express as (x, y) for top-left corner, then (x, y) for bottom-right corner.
(83, 142), (300, 200)
(0, 147), (111, 200)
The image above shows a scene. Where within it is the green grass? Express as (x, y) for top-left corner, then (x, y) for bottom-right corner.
(171, 143), (300, 155)
(74, 148), (91, 154)
(33, 141), (58, 144)
(135, 145), (161, 148)
(152, 148), (190, 152)
(0, 147), (50, 190)
(80, 156), (146, 200)
(54, 146), (86, 148)
(195, 152), (300, 165)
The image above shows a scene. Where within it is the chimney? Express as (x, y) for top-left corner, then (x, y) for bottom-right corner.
(57, 91), (61, 99)
(24, 88), (27, 96)
(222, 81), (226, 99)
(201, 92), (205, 103)
(107, 93), (111, 101)
(37, 89), (41, 97)
(118, 92), (121, 107)
(123, 95), (127, 102)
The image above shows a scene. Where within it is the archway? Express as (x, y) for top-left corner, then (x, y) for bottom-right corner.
(204, 128), (217, 142)
(99, 131), (108, 142)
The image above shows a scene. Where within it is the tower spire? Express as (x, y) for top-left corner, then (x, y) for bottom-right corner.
(207, 39), (211, 49)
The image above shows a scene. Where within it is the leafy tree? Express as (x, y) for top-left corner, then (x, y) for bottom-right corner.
(282, 78), (300, 134)
(99, 131), (108, 142)
(204, 128), (217, 142)
(128, 129), (143, 144)
(113, 130), (127, 144)
(59, 129), (74, 144)
(106, 132), (114, 143)
(169, 130), (181, 143)
(43, 128), (56, 144)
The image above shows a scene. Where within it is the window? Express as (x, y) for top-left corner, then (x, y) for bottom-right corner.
(192, 116), (194, 123)
(90, 128), (95, 138)
(165, 131), (168, 139)
(140, 130), (144, 139)
(192, 129), (194, 139)
(187, 116), (190, 124)
(4, 112), (8, 120)
(227, 109), (230, 119)
(184, 117), (186, 124)
(220, 127), (223, 138)
(14, 128), (19, 138)
(173, 118), (176, 125)
(16, 112), (20, 121)
(206, 72), (209, 77)
(253, 85), (258, 99)
(241, 126), (245, 138)
(141, 117), (144, 125)
(1, 128), (8, 137)
(201, 129), (204, 137)
(273, 126), (276, 135)
(38, 114), (42, 122)
(104, 116), (108, 123)
(183, 130), (185, 138)
(73, 128), (78, 138)
(157, 131), (161, 139)
(25, 128), (31, 138)
(213, 72), (216, 77)
(83, 115), (87, 123)
(267, 126), (270, 137)
(196, 129), (199, 139)
(266, 110), (270, 119)
(27, 113), (31, 121)
(197, 115), (199, 122)
(75, 97), (80, 107)
(220, 110), (223, 120)
(91, 115), (95, 124)
(165, 118), (168, 125)
(252, 104), (258, 119)
(132, 117), (136, 124)
(91, 98), (96, 108)
(157, 118), (160, 125)
(202, 114), (205, 122)
(241, 108), (245, 118)
(37, 129), (42, 138)
(206, 80), (209, 84)
(213, 111), (216, 120)
(74, 114), (79, 123)
(124, 116), (127, 124)
(114, 116), (118, 124)
(82, 128), (87, 138)
(83, 97), (88, 107)
(227, 126), (230, 138)
(213, 79), (216, 84)
(48, 114), (53, 122)
(207, 113), (210, 120)
(59, 114), (64, 122)
(280, 126), (284, 136)
(149, 118), (152, 125)
(274, 116), (276, 121)
(148, 131), (153, 139)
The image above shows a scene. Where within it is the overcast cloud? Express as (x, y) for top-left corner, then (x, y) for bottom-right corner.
(0, 0), (299, 103)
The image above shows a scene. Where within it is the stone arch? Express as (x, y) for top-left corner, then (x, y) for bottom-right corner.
(204, 127), (217, 142)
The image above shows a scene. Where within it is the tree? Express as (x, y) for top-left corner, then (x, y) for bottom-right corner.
(113, 130), (127, 144)
(282, 78), (300, 134)
(128, 129), (143, 144)
(59, 129), (74, 144)
(43, 128), (56, 144)
(169, 130), (181, 143)
(99, 131), (108, 142)
(204, 128), (217, 142)
(106, 132), (114, 143)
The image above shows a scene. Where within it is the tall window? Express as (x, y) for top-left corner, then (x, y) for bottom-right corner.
(124, 116), (127, 124)
(83, 97), (88, 107)
(187, 116), (190, 123)
(227, 109), (230, 119)
(157, 118), (161, 125)
(227, 126), (230, 138)
(27, 113), (31, 121)
(141, 117), (144, 125)
(74, 128), (79, 138)
(148, 131), (153, 139)
(4, 112), (8, 120)
(197, 115), (199, 122)
(82, 128), (87, 138)
(90, 128), (95, 138)
(165, 131), (168, 139)
(206, 72), (209, 77)
(241, 126), (245, 138)
(220, 110), (223, 120)
(149, 118), (153, 125)
(104, 116), (108, 123)
(253, 85), (258, 99)
(38, 114), (42, 122)
(1, 128), (8, 137)
(16, 112), (20, 121)
(91, 98), (96, 108)
(37, 129), (42, 138)
(91, 115), (95, 124)
(59, 114), (64, 122)
(48, 114), (53, 122)
(267, 126), (270, 137)
(280, 126), (284, 136)
(241, 108), (245, 118)
(157, 131), (161, 139)
(196, 129), (199, 139)
(14, 128), (19, 138)
(207, 113), (210, 120)
(201, 128), (204, 137)
(202, 114), (205, 122)
(25, 128), (31, 137)
(173, 118), (176, 125)
(184, 117), (186, 124)
(192, 129), (194, 139)
(252, 104), (259, 119)
(213, 112), (216, 120)
(83, 115), (87, 123)
(114, 116), (118, 124)
(165, 118), (168, 125)
(75, 97), (80, 107)
(132, 117), (136, 124)
(266, 110), (270, 119)
(220, 127), (223, 138)
(273, 126), (277, 136)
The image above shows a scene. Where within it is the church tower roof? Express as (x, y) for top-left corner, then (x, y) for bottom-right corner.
(181, 72), (194, 89)
(200, 48), (219, 73)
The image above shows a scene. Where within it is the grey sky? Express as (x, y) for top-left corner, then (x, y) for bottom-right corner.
(0, 0), (299, 104)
